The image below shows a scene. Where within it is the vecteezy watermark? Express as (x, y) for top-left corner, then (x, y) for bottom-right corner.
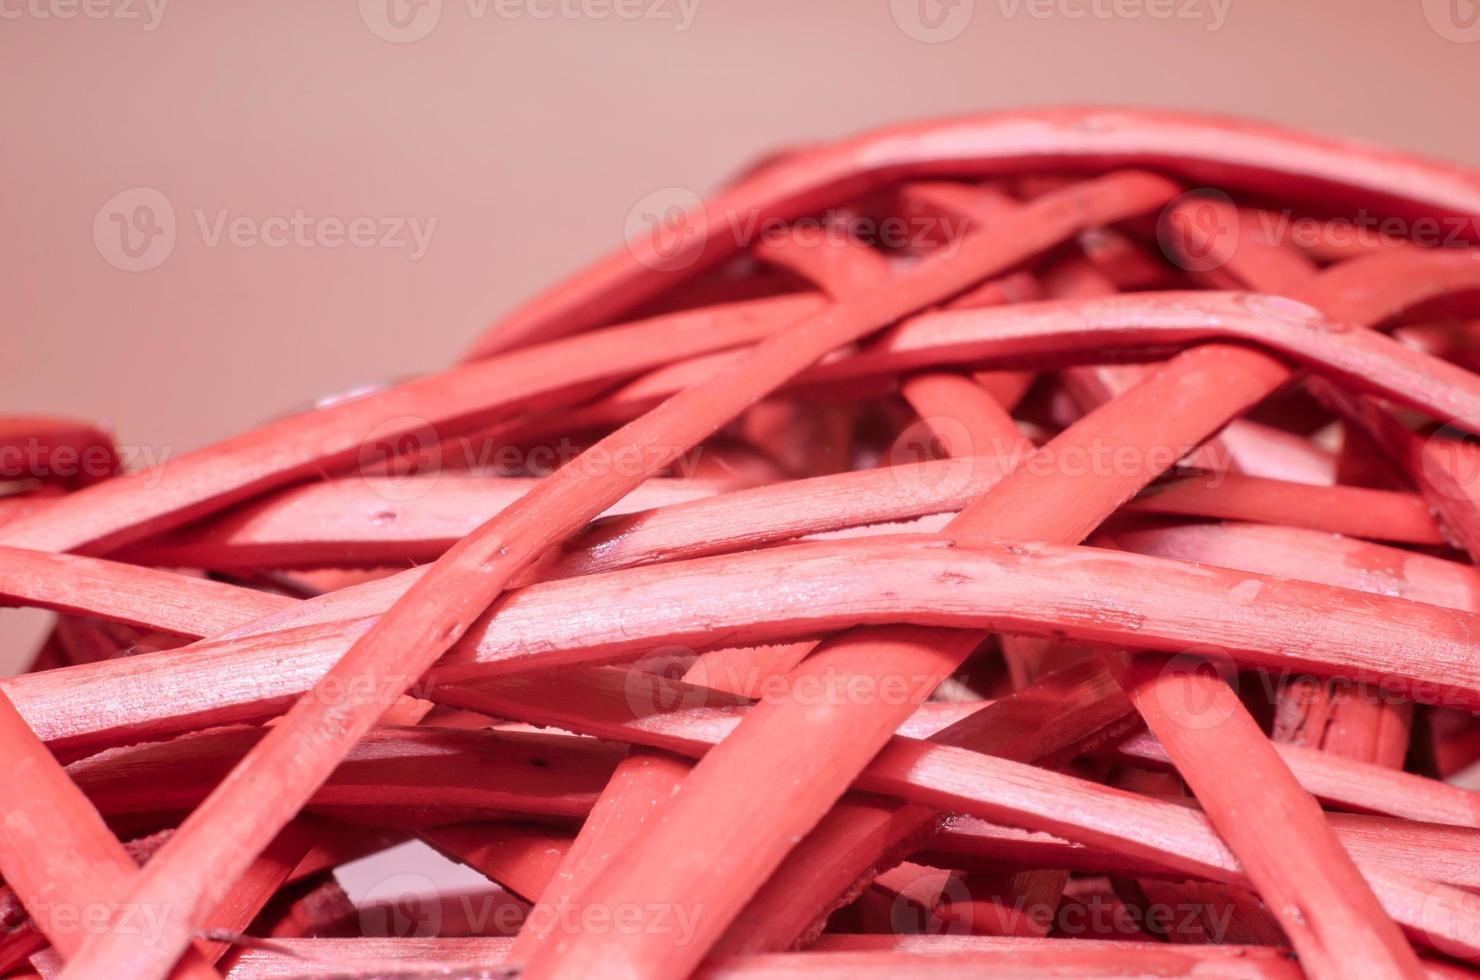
(623, 187), (973, 272)
(888, 869), (975, 940)
(93, 187), (177, 272)
(887, 866), (1239, 943)
(0, 0), (168, 30)
(357, 415), (445, 503)
(995, 0), (1231, 30)
(1146, 648), (1242, 732)
(1416, 880), (1480, 957)
(354, 415), (710, 503)
(1422, 416), (1480, 500)
(0, 438), (173, 487)
(20, 901), (171, 948)
(618, 647), (963, 719)
(1157, 188), (1239, 273)
(1158, 188), (1480, 272)
(1423, 0), (1480, 42)
(1252, 209), (1480, 252)
(891, 0), (1230, 41)
(890, 0), (976, 42)
(623, 646), (705, 716)
(887, 427), (1232, 501)
(357, 873), (703, 944)
(359, 0), (699, 43)
(93, 187), (438, 271)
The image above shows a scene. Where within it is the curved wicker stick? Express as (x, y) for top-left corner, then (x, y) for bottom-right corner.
(556, 278), (1444, 977)
(1108, 518), (1476, 816)
(1315, 381), (1480, 556)
(772, 520), (1480, 906)
(490, 271), (1036, 448)
(418, 823), (575, 904)
(423, 672), (1480, 958)
(1195, 224), (1425, 775)
(129, 270), (1480, 628)
(0, 294), (815, 558)
(539, 236), (1016, 954)
(17, 529), (1480, 760)
(1111, 519), (1480, 614)
(520, 359), (1030, 956)
(0, 293), (799, 980)
(0, 697), (221, 979)
(0, 468), (1447, 660)
(0, 566), (397, 976)
(1106, 730), (1480, 829)
(38, 674), (1480, 929)
(1123, 471), (1442, 545)
(1107, 648), (1420, 976)
(0, 546), (293, 634)
(11, 113), (1480, 977)
(927, 810), (1480, 889)
(715, 337), (1048, 952)
(466, 107), (1480, 356)
(60, 172), (1181, 980)
(427, 672), (1477, 897)
(519, 338), (1311, 979)
(117, 476), (728, 571)
(715, 660), (1129, 955)
(226, 670), (1476, 903)
(218, 937), (1313, 980)
(1058, 225), (1420, 975)
(68, 727), (626, 824)
(99, 440), (1441, 573)
(511, 235), (907, 955)
(1296, 249), (1480, 326)
(1043, 252), (1334, 483)
(127, 262), (1480, 627)
(1003, 333), (1423, 975)
(543, 283), (1480, 438)
(64, 697), (972, 839)
(514, 230), (1031, 951)
(1164, 195), (1322, 293)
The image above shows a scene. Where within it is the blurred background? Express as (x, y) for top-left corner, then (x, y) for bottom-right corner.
(1, 0), (1477, 665)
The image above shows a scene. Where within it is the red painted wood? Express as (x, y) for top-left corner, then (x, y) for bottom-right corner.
(9, 109), (1480, 980)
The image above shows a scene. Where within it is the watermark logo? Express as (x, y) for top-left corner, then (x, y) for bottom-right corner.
(1423, 0), (1480, 41)
(193, 208), (437, 259)
(361, 0), (699, 42)
(93, 187), (176, 272)
(92, 188), (437, 270)
(622, 646), (707, 717)
(625, 189), (971, 272)
(1417, 882), (1480, 957)
(891, 0), (975, 42)
(625, 186), (707, 272)
(1157, 189), (1238, 273)
(357, 415), (444, 502)
(889, 869), (974, 940)
(1252, 208), (1480, 252)
(0, 438), (171, 487)
(888, 416), (980, 499)
(359, 872), (442, 937)
(1421, 417), (1480, 500)
(0, 0), (169, 30)
(997, 0), (1229, 30)
(1149, 648), (1240, 731)
(359, 0), (443, 43)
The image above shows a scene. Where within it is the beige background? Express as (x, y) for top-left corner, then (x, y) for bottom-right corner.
(2, 0), (1479, 669)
